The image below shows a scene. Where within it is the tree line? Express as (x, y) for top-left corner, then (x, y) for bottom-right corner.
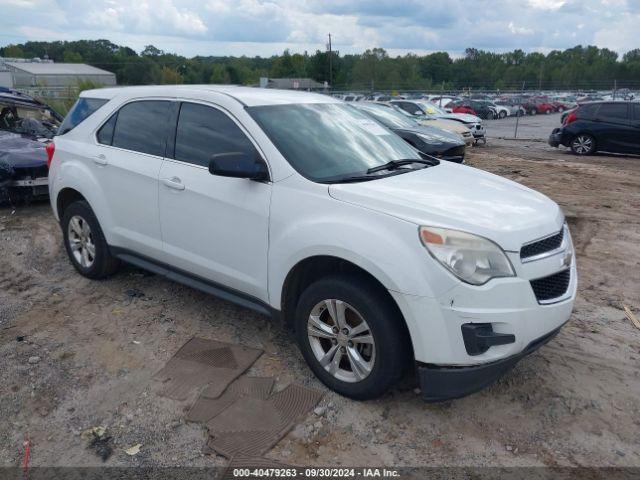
(2, 40), (640, 91)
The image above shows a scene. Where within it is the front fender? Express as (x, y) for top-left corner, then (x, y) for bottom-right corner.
(267, 178), (459, 309)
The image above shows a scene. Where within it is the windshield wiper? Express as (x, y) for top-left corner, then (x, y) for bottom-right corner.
(367, 158), (438, 174)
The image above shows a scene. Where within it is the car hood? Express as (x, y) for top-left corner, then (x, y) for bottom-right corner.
(415, 117), (470, 135)
(328, 162), (563, 252)
(394, 125), (464, 147)
(437, 113), (482, 124)
(0, 131), (48, 169)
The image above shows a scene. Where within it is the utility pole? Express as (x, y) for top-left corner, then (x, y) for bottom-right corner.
(327, 33), (332, 90)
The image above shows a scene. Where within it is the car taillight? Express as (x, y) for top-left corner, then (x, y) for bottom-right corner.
(46, 142), (55, 168)
(564, 112), (578, 125)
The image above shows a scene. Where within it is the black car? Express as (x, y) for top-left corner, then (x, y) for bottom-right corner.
(0, 89), (62, 203)
(351, 103), (466, 163)
(549, 101), (640, 156)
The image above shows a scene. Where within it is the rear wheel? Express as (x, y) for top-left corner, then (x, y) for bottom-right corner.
(570, 134), (596, 155)
(61, 201), (120, 279)
(294, 274), (409, 400)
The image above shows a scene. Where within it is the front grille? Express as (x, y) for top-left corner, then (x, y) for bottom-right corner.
(530, 269), (570, 303)
(521, 229), (564, 260)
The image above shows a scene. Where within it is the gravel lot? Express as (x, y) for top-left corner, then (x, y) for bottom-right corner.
(1, 138), (639, 470)
(486, 111), (564, 141)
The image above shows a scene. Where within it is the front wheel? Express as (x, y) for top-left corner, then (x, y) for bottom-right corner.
(530, 109), (537, 115)
(570, 134), (596, 155)
(294, 275), (410, 400)
(499, 110), (507, 119)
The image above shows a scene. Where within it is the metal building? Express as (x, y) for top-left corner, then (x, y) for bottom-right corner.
(0, 58), (116, 89)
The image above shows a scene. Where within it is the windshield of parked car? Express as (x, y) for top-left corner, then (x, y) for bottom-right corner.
(352, 103), (419, 129)
(418, 102), (447, 116)
(248, 103), (422, 183)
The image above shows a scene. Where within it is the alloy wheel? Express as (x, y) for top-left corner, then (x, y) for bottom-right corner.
(67, 215), (96, 268)
(572, 135), (594, 154)
(307, 299), (375, 383)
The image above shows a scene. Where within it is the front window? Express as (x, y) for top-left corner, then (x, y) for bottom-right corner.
(248, 103), (421, 183)
(418, 102), (447, 116)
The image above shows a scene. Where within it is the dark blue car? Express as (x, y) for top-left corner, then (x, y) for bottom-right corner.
(549, 101), (640, 156)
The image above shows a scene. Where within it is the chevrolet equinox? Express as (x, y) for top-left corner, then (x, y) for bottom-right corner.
(48, 86), (577, 401)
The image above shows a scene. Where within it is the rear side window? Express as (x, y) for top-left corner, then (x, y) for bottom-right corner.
(97, 113), (117, 145)
(58, 98), (108, 135)
(112, 101), (171, 156)
(577, 103), (599, 119)
(597, 103), (628, 120)
(174, 102), (257, 167)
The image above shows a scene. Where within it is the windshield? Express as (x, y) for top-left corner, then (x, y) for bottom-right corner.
(248, 103), (421, 183)
(418, 102), (447, 116)
(352, 104), (418, 129)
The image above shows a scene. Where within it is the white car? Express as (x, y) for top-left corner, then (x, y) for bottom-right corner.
(48, 86), (576, 401)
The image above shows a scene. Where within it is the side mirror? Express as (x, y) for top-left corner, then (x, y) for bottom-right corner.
(208, 152), (269, 182)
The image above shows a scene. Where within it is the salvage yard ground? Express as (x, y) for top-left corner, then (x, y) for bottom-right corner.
(1, 130), (639, 469)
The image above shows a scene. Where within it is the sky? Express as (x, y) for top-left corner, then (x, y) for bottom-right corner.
(1, 0), (639, 58)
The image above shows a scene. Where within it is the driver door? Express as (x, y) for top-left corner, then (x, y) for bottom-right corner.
(158, 101), (272, 302)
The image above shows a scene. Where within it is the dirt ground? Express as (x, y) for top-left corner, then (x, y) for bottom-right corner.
(1, 139), (639, 470)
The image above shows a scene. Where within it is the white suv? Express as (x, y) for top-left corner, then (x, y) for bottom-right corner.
(48, 86), (576, 401)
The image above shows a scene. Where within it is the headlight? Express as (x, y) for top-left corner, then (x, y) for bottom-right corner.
(419, 227), (515, 285)
(417, 133), (444, 145)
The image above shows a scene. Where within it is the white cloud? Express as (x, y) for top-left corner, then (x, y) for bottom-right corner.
(1, 0), (638, 56)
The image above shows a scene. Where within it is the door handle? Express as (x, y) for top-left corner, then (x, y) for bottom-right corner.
(93, 154), (108, 166)
(162, 177), (185, 191)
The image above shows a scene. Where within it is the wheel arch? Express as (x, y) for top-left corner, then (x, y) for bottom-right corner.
(279, 255), (410, 343)
(56, 187), (88, 219)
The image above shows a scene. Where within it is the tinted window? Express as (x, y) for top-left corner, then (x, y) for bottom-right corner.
(112, 101), (171, 156)
(598, 103), (628, 120)
(174, 103), (257, 168)
(577, 103), (599, 119)
(97, 113), (117, 145)
(59, 98), (107, 135)
(634, 104), (640, 121)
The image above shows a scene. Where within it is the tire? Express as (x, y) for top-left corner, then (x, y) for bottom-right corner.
(499, 110), (507, 119)
(570, 134), (596, 155)
(61, 200), (120, 279)
(545, 109), (551, 115)
(530, 109), (537, 115)
(294, 274), (410, 400)
(558, 107), (565, 112)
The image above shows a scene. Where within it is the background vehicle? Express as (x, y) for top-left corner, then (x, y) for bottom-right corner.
(50, 86), (575, 402)
(391, 104), (475, 146)
(549, 101), (640, 155)
(0, 89), (63, 203)
(390, 100), (486, 143)
(352, 102), (466, 163)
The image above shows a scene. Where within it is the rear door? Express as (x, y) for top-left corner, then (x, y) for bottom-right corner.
(158, 101), (272, 302)
(632, 104), (640, 153)
(94, 100), (171, 258)
(593, 103), (632, 152)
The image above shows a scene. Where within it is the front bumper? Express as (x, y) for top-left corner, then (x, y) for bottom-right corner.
(418, 324), (564, 402)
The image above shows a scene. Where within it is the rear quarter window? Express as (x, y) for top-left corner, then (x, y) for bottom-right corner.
(58, 98), (108, 135)
(576, 103), (599, 119)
